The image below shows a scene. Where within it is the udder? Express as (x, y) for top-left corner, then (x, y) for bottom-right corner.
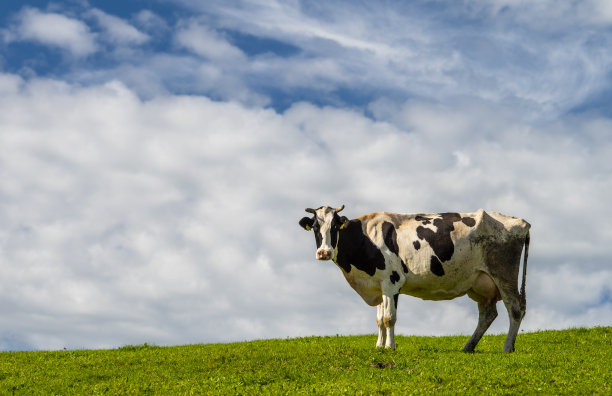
(467, 271), (501, 305)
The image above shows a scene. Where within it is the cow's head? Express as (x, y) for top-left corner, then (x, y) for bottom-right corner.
(299, 205), (349, 261)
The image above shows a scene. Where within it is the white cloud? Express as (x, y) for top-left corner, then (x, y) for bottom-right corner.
(0, 76), (610, 350)
(165, 1), (612, 120)
(9, 7), (97, 57)
(175, 22), (246, 62)
(589, 0), (612, 24)
(478, 0), (612, 27)
(5, 2), (608, 123)
(0, 73), (23, 94)
(182, 0), (406, 57)
(87, 9), (149, 45)
(134, 10), (170, 34)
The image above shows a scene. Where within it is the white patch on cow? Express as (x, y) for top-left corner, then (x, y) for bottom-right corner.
(315, 207), (337, 260)
(317, 213), (333, 250)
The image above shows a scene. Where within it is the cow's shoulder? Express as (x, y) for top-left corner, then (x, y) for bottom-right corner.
(356, 211), (423, 229)
(354, 212), (417, 255)
(336, 217), (386, 276)
(355, 211), (389, 225)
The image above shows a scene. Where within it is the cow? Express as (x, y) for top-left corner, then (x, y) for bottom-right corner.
(299, 205), (530, 352)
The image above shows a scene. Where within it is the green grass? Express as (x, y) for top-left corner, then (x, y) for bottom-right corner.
(0, 327), (610, 395)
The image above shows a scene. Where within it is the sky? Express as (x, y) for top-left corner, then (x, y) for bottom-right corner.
(0, 0), (611, 351)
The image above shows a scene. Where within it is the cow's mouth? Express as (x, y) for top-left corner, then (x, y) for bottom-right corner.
(316, 249), (333, 260)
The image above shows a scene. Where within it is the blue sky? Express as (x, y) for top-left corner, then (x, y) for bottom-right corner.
(0, 1), (611, 351)
(3, 0), (611, 114)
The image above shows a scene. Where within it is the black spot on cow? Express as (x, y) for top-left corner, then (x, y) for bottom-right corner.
(299, 216), (314, 230)
(416, 213), (464, 263)
(390, 271), (400, 284)
(313, 225), (322, 248)
(430, 256), (445, 276)
(382, 221), (399, 256)
(335, 220), (386, 276)
(413, 240), (420, 250)
(462, 217), (476, 227)
(417, 213), (477, 276)
(415, 215), (432, 225)
(401, 261), (409, 274)
(443, 212), (462, 222)
(300, 216), (324, 249)
(330, 213), (344, 248)
(394, 293), (399, 308)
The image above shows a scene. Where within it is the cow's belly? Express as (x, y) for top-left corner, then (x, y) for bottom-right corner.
(341, 267), (382, 306)
(396, 234), (487, 300)
(401, 253), (483, 301)
(400, 278), (475, 300)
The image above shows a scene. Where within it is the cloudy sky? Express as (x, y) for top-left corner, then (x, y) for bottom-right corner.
(1, 0), (611, 351)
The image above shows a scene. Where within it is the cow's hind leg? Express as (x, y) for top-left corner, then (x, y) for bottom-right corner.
(500, 290), (525, 353)
(463, 272), (500, 352)
(485, 237), (528, 352)
(376, 303), (386, 348)
(500, 238), (529, 352)
(463, 300), (498, 352)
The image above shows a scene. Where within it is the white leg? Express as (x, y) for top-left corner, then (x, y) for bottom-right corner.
(382, 293), (398, 349)
(376, 303), (386, 348)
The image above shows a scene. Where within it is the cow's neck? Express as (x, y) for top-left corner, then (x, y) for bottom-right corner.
(334, 219), (386, 276)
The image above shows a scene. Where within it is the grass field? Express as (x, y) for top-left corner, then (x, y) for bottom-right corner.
(0, 327), (610, 394)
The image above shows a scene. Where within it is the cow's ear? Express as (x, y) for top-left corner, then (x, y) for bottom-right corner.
(338, 216), (349, 229)
(299, 217), (314, 231)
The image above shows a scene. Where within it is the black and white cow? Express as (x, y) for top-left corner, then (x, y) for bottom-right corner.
(299, 205), (530, 352)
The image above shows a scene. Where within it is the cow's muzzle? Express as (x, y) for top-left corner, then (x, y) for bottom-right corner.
(316, 249), (333, 261)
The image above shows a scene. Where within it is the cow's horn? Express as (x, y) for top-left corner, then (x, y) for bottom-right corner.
(305, 208), (317, 214)
(335, 205), (345, 213)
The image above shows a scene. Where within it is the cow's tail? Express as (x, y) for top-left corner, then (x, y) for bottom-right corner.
(519, 231), (530, 313)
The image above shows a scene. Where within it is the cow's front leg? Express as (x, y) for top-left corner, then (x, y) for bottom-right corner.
(376, 302), (386, 348)
(380, 271), (404, 349)
(381, 293), (399, 349)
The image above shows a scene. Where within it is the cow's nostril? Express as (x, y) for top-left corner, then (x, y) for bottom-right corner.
(317, 249), (332, 260)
